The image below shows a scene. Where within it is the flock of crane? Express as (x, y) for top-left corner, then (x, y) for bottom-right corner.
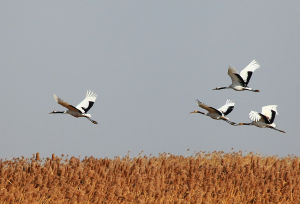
(190, 59), (286, 133)
(49, 59), (285, 133)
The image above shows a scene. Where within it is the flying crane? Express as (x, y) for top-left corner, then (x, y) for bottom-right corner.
(237, 105), (286, 133)
(190, 99), (236, 125)
(213, 59), (260, 92)
(49, 90), (98, 124)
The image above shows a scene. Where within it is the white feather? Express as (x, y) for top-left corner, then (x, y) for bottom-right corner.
(76, 90), (97, 113)
(53, 94), (59, 103)
(249, 111), (261, 122)
(218, 99), (235, 114)
(261, 105), (278, 119)
(240, 59), (260, 82)
(227, 66), (242, 86)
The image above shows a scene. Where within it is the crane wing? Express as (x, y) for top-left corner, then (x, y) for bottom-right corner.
(53, 94), (81, 113)
(268, 110), (276, 124)
(228, 66), (245, 86)
(76, 90), (97, 113)
(261, 105), (278, 119)
(196, 99), (222, 115)
(249, 111), (261, 122)
(261, 105), (278, 124)
(218, 99), (235, 116)
(239, 60), (260, 86)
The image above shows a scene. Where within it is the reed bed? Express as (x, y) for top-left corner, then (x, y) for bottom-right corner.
(0, 152), (299, 203)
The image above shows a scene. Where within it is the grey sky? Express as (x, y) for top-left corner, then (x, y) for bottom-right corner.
(1, 1), (299, 158)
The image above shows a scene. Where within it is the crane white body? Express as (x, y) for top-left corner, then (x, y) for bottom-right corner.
(50, 90), (98, 124)
(191, 99), (236, 125)
(213, 59), (260, 92)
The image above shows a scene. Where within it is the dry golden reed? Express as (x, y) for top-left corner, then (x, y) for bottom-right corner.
(0, 152), (299, 203)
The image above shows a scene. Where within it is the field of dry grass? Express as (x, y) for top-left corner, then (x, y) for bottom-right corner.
(0, 152), (299, 204)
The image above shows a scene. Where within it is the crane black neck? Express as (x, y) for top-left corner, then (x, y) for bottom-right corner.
(52, 111), (65, 114)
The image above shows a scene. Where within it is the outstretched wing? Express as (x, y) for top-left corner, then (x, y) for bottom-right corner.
(249, 110), (274, 124)
(218, 99), (235, 116)
(196, 99), (222, 115)
(261, 105), (278, 119)
(76, 90), (97, 113)
(240, 60), (260, 86)
(53, 94), (81, 113)
(262, 105), (278, 124)
(228, 66), (245, 86)
(249, 111), (262, 122)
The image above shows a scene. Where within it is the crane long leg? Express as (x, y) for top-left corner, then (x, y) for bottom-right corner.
(249, 89), (260, 92)
(268, 126), (286, 133)
(225, 120), (236, 126)
(220, 117), (237, 126)
(86, 117), (98, 124)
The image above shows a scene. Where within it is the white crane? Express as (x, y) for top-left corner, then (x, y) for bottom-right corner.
(237, 105), (286, 133)
(49, 90), (98, 124)
(190, 99), (236, 125)
(213, 59), (260, 92)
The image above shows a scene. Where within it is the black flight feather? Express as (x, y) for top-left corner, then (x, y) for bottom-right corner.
(234, 73), (246, 87)
(223, 106), (234, 116)
(81, 101), (94, 113)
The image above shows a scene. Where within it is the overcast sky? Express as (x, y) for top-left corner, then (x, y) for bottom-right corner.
(1, 1), (299, 159)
